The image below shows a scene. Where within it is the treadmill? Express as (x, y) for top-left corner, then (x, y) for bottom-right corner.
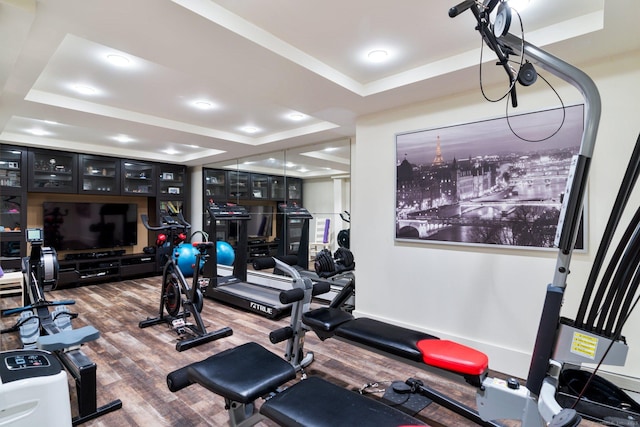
(253, 203), (353, 302)
(203, 202), (292, 319)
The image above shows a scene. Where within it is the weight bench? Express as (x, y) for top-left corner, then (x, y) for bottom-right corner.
(167, 341), (428, 426)
(302, 307), (500, 426)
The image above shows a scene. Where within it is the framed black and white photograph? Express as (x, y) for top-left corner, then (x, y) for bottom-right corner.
(162, 172), (174, 181)
(396, 104), (585, 250)
(168, 187), (180, 195)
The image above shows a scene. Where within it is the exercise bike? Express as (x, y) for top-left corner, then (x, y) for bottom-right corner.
(139, 213), (232, 351)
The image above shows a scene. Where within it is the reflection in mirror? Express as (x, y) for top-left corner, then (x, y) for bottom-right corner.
(202, 138), (350, 269)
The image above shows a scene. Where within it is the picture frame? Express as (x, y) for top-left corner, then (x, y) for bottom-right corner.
(395, 104), (585, 250)
(168, 187), (180, 195)
(162, 172), (174, 180)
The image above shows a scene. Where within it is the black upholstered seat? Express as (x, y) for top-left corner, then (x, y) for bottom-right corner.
(187, 342), (296, 403)
(335, 317), (439, 362)
(260, 376), (428, 426)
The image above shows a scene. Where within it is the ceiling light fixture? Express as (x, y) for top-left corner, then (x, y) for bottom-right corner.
(114, 135), (133, 143)
(288, 113), (306, 121)
(28, 129), (49, 136)
(367, 49), (389, 62)
(106, 54), (131, 67)
(163, 148), (180, 155)
(43, 120), (59, 125)
(72, 84), (97, 95)
(242, 126), (259, 134)
(193, 100), (215, 110)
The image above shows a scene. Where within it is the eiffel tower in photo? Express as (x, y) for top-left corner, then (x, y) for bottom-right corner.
(432, 135), (445, 166)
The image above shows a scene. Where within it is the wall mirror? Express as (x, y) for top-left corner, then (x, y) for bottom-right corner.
(202, 138), (351, 265)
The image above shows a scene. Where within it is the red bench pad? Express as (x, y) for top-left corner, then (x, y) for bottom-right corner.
(417, 339), (488, 376)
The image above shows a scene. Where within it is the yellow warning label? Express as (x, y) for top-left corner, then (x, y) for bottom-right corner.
(570, 332), (598, 359)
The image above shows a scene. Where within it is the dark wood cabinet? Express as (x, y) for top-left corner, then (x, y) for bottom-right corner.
(28, 149), (77, 193)
(203, 169), (227, 211)
(2, 146), (28, 271)
(228, 171), (250, 200)
(250, 173), (269, 200)
(80, 155), (120, 195)
(122, 160), (155, 195)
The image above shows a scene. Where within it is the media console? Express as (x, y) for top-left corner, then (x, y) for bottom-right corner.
(57, 252), (157, 287)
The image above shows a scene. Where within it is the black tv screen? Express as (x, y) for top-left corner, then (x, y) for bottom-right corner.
(43, 202), (138, 251)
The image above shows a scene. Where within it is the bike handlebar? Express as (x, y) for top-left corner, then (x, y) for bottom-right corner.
(140, 212), (191, 232)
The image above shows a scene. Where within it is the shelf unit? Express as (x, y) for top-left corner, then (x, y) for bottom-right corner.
(57, 253), (156, 287)
(122, 160), (155, 195)
(28, 149), (77, 193)
(80, 155), (120, 195)
(0, 146), (27, 271)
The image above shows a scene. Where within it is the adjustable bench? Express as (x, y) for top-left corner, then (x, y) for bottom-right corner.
(167, 341), (428, 426)
(302, 307), (500, 426)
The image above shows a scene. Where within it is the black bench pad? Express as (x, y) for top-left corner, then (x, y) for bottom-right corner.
(260, 376), (428, 427)
(302, 307), (354, 333)
(187, 342), (296, 404)
(335, 318), (439, 363)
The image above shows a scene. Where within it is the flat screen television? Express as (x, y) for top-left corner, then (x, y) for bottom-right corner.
(43, 202), (138, 251)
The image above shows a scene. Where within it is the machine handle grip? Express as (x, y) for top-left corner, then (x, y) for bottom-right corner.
(269, 326), (293, 344)
(167, 366), (193, 392)
(448, 0), (475, 17)
(312, 282), (331, 296)
(279, 288), (304, 304)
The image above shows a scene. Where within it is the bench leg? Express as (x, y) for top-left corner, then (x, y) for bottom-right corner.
(226, 398), (266, 427)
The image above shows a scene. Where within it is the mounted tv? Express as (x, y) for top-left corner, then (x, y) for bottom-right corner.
(43, 202), (138, 251)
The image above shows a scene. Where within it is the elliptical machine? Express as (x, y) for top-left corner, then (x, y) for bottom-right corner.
(139, 213), (232, 351)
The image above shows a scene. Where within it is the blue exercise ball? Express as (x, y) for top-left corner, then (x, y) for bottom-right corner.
(216, 241), (235, 266)
(173, 243), (200, 277)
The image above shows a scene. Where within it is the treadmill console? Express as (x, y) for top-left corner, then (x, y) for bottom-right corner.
(208, 203), (251, 220)
(277, 203), (313, 219)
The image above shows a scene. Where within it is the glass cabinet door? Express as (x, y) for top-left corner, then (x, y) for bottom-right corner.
(250, 174), (269, 200)
(228, 171), (249, 200)
(29, 150), (77, 193)
(158, 164), (186, 197)
(0, 147), (25, 188)
(286, 177), (302, 202)
(269, 176), (286, 200)
(80, 155), (120, 194)
(122, 160), (155, 195)
(204, 169), (227, 202)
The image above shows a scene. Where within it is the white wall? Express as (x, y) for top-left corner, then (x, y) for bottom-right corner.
(303, 176), (351, 251)
(351, 50), (640, 380)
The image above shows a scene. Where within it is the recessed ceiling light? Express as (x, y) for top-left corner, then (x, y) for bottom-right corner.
(193, 100), (215, 110)
(43, 120), (59, 125)
(288, 113), (306, 121)
(286, 162), (296, 168)
(367, 49), (389, 62)
(242, 126), (259, 134)
(298, 168), (308, 173)
(72, 84), (97, 95)
(113, 135), (134, 143)
(163, 148), (180, 155)
(106, 54), (131, 67)
(324, 147), (337, 152)
(28, 128), (49, 136)
(187, 144), (200, 148)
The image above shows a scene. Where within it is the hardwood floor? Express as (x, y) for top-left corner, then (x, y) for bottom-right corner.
(1, 276), (599, 426)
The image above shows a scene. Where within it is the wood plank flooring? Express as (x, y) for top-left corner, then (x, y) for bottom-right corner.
(0, 276), (600, 426)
